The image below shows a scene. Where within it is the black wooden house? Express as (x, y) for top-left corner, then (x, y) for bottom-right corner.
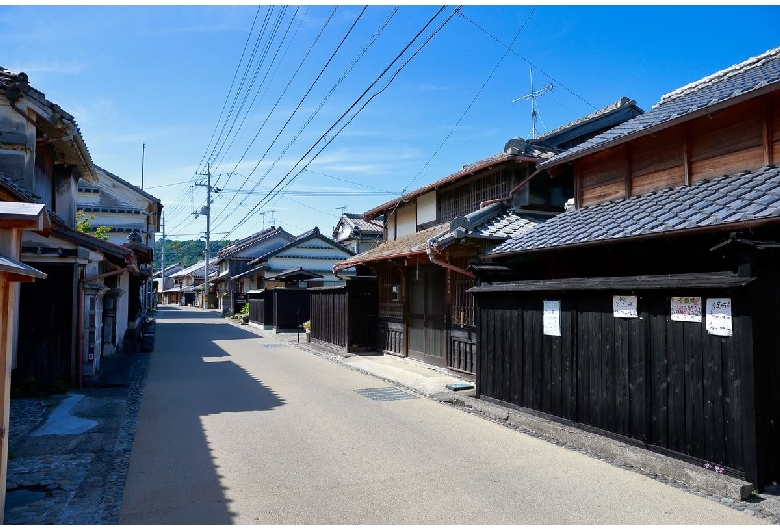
(470, 47), (780, 492)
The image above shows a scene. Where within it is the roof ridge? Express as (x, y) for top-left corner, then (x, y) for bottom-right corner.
(657, 46), (780, 106)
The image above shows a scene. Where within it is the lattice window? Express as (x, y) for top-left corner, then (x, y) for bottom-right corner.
(438, 169), (511, 223)
(378, 267), (402, 319)
(450, 258), (475, 327)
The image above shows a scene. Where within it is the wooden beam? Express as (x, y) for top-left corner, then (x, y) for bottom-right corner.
(763, 94), (772, 166)
(624, 144), (632, 199)
(573, 161), (582, 209)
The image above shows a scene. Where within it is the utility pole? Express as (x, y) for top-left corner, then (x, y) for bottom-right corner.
(195, 164), (221, 309)
(141, 143), (145, 190)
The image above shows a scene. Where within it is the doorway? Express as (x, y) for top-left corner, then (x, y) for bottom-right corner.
(407, 265), (446, 367)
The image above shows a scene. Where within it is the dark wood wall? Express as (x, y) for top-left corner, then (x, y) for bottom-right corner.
(309, 278), (378, 352)
(272, 288), (310, 331)
(475, 287), (755, 480)
(15, 263), (76, 390)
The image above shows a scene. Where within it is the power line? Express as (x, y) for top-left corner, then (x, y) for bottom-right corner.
(208, 6), (337, 225)
(224, 6), (460, 239)
(459, 9), (597, 111)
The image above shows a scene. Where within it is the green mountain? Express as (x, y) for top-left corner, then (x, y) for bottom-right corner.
(153, 239), (233, 271)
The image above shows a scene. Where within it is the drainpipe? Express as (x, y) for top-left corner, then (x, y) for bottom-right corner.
(479, 167), (545, 209)
(77, 267), (128, 389)
(426, 235), (475, 279)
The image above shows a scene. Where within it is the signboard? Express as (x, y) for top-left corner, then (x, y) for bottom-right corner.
(543, 300), (561, 337)
(706, 298), (732, 337)
(613, 295), (638, 318)
(233, 292), (248, 314)
(671, 296), (702, 322)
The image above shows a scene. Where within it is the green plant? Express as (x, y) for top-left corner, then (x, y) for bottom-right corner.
(241, 302), (249, 314)
(76, 210), (112, 241)
(302, 320), (311, 331)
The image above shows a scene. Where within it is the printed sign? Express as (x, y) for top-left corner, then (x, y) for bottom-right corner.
(613, 295), (638, 318)
(543, 300), (561, 337)
(671, 296), (702, 322)
(706, 298), (732, 337)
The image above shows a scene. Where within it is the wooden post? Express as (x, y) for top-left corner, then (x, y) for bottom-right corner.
(737, 251), (762, 489)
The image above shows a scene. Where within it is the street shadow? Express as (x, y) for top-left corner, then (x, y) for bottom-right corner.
(120, 308), (285, 524)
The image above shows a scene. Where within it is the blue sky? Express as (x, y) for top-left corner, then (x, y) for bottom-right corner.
(1, 4), (779, 242)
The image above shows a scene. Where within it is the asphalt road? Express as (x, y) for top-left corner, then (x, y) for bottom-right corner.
(119, 306), (764, 525)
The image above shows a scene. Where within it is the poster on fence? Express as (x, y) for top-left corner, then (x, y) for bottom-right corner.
(613, 295), (638, 318)
(706, 298), (732, 337)
(543, 300), (561, 337)
(671, 296), (702, 322)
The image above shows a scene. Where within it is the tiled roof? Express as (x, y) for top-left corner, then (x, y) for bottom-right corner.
(333, 223), (448, 272)
(0, 67), (97, 183)
(541, 46), (780, 169)
(334, 213), (383, 240)
(487, 165), (780, 256)
(363, 152), (540, 220)
(93, 166), (162, 205)
(429, 203), (556, 250)
(247, 226), (354, 267)
(172, 260), (217, 278)
(215, 226), (294, 260)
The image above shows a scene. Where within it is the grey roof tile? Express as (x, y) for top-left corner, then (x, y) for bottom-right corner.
(487, 165), (780, 255)
(540, 47), (780, 169)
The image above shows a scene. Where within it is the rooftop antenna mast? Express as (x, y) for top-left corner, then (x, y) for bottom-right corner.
(336, 205), (346, 216)
(512, 68), (553, 139)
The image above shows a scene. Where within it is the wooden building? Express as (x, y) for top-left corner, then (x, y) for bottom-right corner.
(470, 47), (780, 492)
(0, 202), (50, 523)
(333, 98), (643, 375)
(210, 226), (294, 312)
(0, 67), (145, 389)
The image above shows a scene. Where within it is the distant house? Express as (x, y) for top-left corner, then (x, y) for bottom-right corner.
(153, 262), (183, 304)
(332, 213), (383, 254)
(470, 47), (780, 493)
(210, 226), (295, 312)
(168, 260), (216, 306)
(239, 227), (356, 331)
(77, 165), (162, 347)
(333, 97), (643, 374)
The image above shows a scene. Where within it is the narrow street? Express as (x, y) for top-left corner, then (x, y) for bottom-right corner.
(119, 306), (762, 525)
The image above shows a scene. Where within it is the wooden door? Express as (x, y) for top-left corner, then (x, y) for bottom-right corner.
(408, 266), (446, 367)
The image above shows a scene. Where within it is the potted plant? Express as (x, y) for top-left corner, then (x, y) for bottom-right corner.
(303, 320), (311, 342)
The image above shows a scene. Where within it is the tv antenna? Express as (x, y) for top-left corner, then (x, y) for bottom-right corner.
(512, 68), (553, 139)
(336, 205), (346, 216)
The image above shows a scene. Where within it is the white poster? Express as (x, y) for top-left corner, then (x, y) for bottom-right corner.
(706, 298), (732, 337)
(543, 300), (561, 337)
(671, 296), (702, 322)
(613, 295), (638, 318)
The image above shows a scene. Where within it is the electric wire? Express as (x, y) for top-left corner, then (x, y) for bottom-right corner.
(223, 6), (458, 239)
(459, 9), (598, 111)
(209, 6), (338, 226)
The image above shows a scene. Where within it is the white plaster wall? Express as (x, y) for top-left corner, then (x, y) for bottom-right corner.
(417, 191), (437, 226)
(395, 203), (416, 239)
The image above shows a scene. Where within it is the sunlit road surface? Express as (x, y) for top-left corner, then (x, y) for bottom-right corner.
(119, 307), (764, 525)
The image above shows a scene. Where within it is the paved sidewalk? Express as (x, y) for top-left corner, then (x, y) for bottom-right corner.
(5, 308), (780, 524)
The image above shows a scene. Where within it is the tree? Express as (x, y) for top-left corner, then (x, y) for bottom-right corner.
(76, 210), (112, 241)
